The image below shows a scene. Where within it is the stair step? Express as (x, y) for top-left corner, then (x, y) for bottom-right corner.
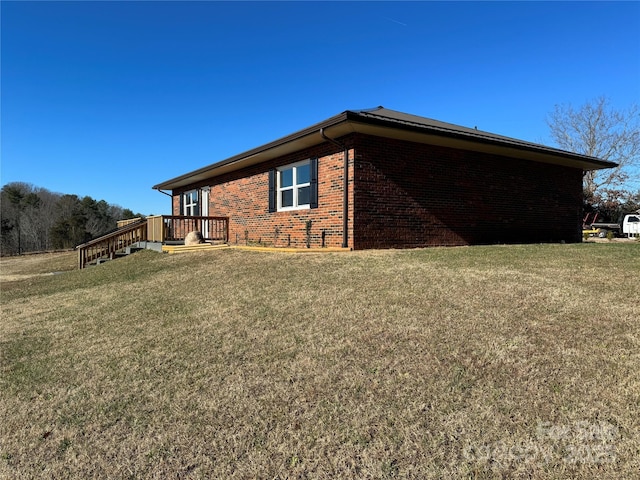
(162, 243), (230, 254)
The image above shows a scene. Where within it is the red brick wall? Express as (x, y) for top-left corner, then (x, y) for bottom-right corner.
(352, 134), (583, 248)
(172, 133), (583, 250)
(173, 139), (355, 248)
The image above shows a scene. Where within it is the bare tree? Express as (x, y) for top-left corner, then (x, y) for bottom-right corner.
(546, 96), (640, 207)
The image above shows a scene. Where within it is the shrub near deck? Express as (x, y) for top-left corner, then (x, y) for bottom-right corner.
(0, 244), (638, 478)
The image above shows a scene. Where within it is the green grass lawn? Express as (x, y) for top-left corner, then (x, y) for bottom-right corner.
(1, 244), (639, 479)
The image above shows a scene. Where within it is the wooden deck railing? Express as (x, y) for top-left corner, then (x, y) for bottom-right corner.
(77, 216), (229, 269)
(77, 219), (147, 269)
(146, 215), (228, 243)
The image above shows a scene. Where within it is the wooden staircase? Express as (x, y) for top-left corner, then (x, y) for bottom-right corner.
(76, 219), (148, 269)
(76, 216), (229, 269)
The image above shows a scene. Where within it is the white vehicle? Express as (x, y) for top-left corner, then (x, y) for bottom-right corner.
(586, 213), (640, 238)
(583, 213), (640, 238)
(622, 214), (640, 238)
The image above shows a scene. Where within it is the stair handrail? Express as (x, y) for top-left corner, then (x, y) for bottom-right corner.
(76, 218), (148, 268)
(75, 218), (147, 249)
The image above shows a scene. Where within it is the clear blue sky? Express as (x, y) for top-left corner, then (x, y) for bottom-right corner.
(2, 1), (639, 215)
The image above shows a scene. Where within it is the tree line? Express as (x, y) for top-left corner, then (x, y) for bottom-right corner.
(1, 182), (143, 255)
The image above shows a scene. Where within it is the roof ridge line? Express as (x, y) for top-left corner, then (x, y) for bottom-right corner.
(347, 106), (384, 114)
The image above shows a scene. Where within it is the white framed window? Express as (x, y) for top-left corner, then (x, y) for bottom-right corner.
(182, 190), (199, 216)
(277, 160), (311, 211)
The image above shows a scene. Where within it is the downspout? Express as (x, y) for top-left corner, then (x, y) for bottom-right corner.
(154, 188), (173, 214)
(320, 128), (349, 248)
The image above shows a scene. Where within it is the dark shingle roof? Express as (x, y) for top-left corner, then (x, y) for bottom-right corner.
(153, 106), (616, 191)
(349, 107), (613, 161)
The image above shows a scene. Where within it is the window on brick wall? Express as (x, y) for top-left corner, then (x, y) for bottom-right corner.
(269, 158), (317, 212)
(181, 190), (199, 216)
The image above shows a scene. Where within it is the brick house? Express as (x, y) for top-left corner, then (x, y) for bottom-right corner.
(152, 107), (614, 249)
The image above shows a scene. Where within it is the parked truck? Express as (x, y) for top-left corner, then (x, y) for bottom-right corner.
(583, 213), (640, 238)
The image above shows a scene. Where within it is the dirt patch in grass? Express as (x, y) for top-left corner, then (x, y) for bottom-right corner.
(1, 244), (639, 478)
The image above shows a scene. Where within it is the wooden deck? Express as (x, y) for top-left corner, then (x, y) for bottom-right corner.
(76, 216), (229, 268)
